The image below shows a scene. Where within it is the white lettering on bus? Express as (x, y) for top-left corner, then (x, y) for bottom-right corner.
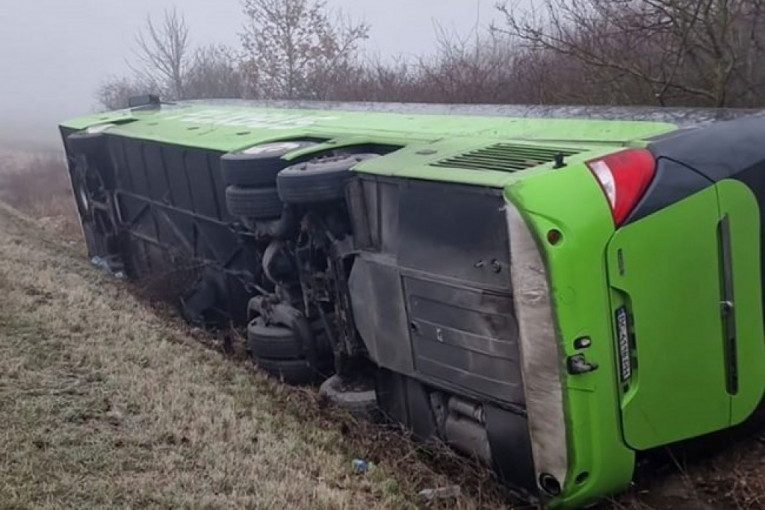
(163, 109), (338, 130)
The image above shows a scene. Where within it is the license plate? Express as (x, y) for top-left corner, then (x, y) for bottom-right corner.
(616, 307), (632, 382)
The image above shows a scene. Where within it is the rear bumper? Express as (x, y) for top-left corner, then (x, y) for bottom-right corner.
(504, 166), (637, 508)
(507, 204), (569, 494)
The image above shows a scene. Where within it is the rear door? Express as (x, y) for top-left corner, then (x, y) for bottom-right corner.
(606, 185), (730, 450)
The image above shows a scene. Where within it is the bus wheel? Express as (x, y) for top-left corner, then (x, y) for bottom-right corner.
(254, 357), (317, 386)
(221, 141), (317, 187)
(277, 154), (379, 204)
(319, 374), (379, 421)
(225, 186), (284, 219)
(247, 317), (305, 360)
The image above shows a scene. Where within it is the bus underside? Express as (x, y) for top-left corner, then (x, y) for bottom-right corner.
(61, 128), (551, 501)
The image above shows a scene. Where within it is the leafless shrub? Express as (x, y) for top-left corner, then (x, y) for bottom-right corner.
(96, 76), (156, 110)
(317, 56), (418, 102)
(185, 45), (244, 99)
(95, 2), (765, 110)
(96, 10), (244, 109)
(494, 0), (765, 107)
(240, 0), (369, 99)
(412, 26), (515, 104)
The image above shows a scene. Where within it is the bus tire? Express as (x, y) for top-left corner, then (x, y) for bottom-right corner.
(225, 186), (284, 219)
(247, 318), (304, 360)
(221, 141), (316, 187)
(277, 154), (379, 204)
(319, 375), (380, 421)
(255, 357), (316, 385)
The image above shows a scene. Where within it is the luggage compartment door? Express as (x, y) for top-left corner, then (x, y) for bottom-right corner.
(606, 186), (730, 450)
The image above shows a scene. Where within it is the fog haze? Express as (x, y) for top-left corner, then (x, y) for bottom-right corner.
(0, 0), (500, 147)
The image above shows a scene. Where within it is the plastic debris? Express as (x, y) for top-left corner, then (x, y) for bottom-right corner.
(418, 485), (462, 502)
(351, 458), (369, 474)
(91, 256), (110, 272)
(91, 256), (125, 279)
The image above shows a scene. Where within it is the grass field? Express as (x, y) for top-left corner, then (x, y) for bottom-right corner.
(0, 201), (512, 509)
(0, 149), (81, 239)
(1, 149), (765, 509)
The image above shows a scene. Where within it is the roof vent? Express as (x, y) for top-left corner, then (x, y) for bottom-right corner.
(431, 143), (581, 172)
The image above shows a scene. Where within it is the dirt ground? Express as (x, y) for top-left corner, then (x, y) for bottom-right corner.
(2, 151), (765, 509)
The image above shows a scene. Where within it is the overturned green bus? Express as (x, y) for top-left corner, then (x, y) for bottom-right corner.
(60, 99), (765, 508)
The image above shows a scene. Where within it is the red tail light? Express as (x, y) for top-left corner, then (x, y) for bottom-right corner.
(586, 148), (656, 226)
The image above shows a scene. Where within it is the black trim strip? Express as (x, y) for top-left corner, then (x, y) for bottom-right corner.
(718, 214), (738, 395)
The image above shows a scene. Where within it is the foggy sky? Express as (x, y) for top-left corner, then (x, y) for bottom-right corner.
(0, 0), (501, 146)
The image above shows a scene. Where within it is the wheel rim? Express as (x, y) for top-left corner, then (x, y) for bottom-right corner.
(242, 141), (304, 155)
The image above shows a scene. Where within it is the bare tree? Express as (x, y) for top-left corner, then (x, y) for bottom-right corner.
(131, 9), (191, 100)
(494, 0), (765, 108)
(96, 11), (248, 109)
(240, 0), (369, 99)
(412, 26), (519, 103)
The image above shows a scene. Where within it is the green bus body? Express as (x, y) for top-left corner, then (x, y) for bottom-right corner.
(60, 102), (765, 508)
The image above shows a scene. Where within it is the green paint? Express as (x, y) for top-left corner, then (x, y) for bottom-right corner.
(603, 181), (765, 452)
(60, 104), (676, 189)
(506, 172), (765, 507)
(607, 188), (730, 449)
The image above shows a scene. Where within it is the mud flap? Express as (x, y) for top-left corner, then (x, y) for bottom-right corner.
(375, 369), (437, 441)
(485, 405), (538, 498)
